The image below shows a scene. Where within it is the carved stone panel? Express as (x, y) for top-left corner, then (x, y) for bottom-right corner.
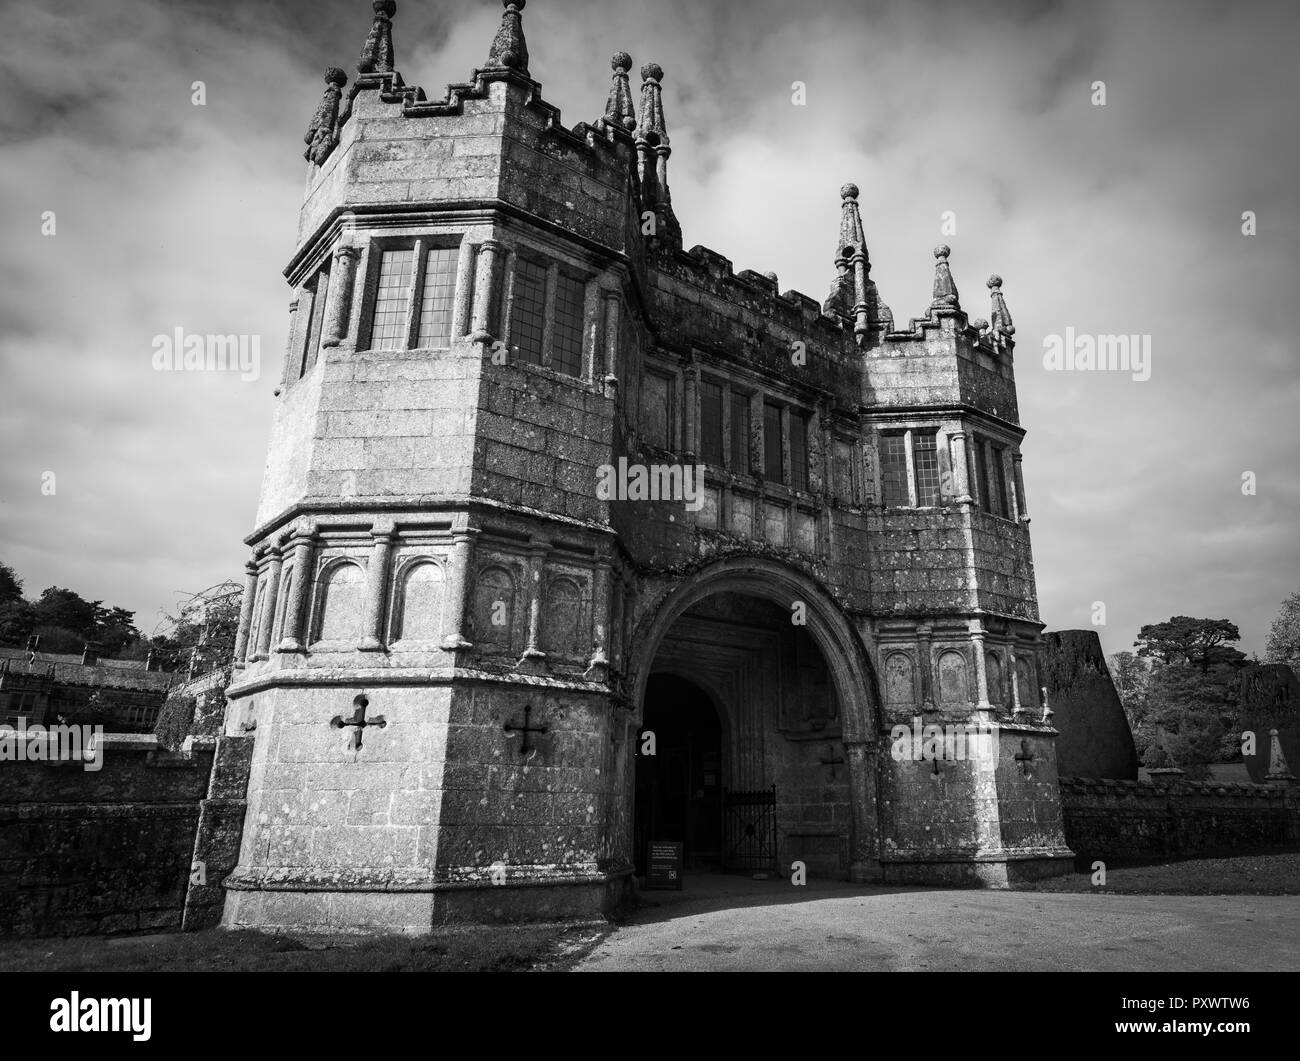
(541, 575), (584, 659)
(884, 651), (916, 706)
(1017, 656), (1038, 708)
(471, 564), (517, 651)
(937, 649), (969, 705)
(392, 559), (446, 643)
(314, 560), (366, 643)
(986, 651), (1004, 706)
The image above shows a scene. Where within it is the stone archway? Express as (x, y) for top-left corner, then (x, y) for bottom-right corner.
(624, 555), (885, 883)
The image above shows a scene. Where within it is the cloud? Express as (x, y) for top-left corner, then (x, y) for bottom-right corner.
(0, 0), (1295, 659)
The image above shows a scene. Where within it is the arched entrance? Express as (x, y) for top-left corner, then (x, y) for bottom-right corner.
(633, 674), (724, 874)
(625, 557), (885, 884)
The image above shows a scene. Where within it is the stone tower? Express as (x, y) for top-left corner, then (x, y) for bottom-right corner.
(222, 0), (1072, 933)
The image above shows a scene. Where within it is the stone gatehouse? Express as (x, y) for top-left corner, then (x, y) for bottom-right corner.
(220, 0), (1073, 932)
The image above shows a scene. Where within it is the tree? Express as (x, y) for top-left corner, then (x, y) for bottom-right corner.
(31, 587), (102, 641)
(0, 599), (36, 647)
(1135, 616), (1244, 673)
(1136, 663), (1242, 777)
(95, 605), (141, 656)
(1110, 651), (1154, 757)
(0, 562), (22, 605)
(147, 581), (243, 673)
(1265, 589), (1300, 672)
(0, 562), (36, 647)
(1109, 650), (1150, 699)
(0, 562), (32, 646)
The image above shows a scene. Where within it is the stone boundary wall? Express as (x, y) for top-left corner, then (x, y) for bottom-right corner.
(0, 731), (252, 938)
(1059, 776), (1300, 862)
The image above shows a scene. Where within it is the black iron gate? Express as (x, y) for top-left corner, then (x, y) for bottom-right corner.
(722, 785), (777, 874)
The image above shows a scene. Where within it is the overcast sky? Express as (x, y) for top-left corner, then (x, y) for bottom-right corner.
(1, 0), (1296, 658)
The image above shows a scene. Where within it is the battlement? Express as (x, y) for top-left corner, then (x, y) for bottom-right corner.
(296, 2), (1022, 390)
(329, 66), (631, 162)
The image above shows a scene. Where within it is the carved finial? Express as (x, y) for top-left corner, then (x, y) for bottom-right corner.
(304, 67), (348, 166)
(602, 51), (637, 131)
(486, 0), (529, 75)
(824, 182), (892, 339)
(638, 62), (667, 141)
(988, 274), (1015, 346)
(1266, 728), (1296, 782)
(930, 244), (960, 311)
(357, 0), (397, 75)
(635, 62), (680, 246)
(837, 184), (866, 257)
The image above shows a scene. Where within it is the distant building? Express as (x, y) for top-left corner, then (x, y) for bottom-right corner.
(0, 640), (175, 733)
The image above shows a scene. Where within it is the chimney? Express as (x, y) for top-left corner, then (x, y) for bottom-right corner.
(81, 641), (102, 667)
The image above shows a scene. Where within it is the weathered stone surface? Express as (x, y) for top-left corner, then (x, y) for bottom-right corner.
(1041, 630), (1139, 780)
(1238, 663), (1300, 783)
(1059, 777), (1296, 862)
(0, 747), (209, 938)
(221, 0), (1081, 932)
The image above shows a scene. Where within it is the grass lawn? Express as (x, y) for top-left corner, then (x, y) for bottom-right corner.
(0, 922), (611, 973)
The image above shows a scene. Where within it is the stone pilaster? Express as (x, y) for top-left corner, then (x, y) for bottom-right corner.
(323, 244), (361, 347)
(902, 428), (917, 506)
(748, 391), (763, 477)
(1009, 644), (1026, 719)
(453, 238), (476, 339)
(807, 406), (825, 495)
(402, 239), (427, 347)
(277, 529), (316, 653)
(779, 405), (791, 486)
(518, 541), (551, 671)
(441, 528), (478, 652)
(232, 560), (259, 668)
(279, 297), (301, 389)
(586, 557), (612, 681)
(683, 360), (699, 459)
(602, 291), (621, 395)
(951, 430), (973, 505)
(470, 239), (505, 344)
(252, 550), (284, 661)
(1013, 452), (1029, 523)
(915, 624), (934, 709)
(358, 521), (396, 652)
(971, 626), (992, 717)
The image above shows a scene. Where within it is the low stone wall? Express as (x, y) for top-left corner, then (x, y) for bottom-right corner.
(0, 730), (252, 938)
(1059, 776), (1299, 863)
(183, 735), (254, 930)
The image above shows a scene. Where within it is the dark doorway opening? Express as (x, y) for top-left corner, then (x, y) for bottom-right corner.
(634, 674), (723, 875)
